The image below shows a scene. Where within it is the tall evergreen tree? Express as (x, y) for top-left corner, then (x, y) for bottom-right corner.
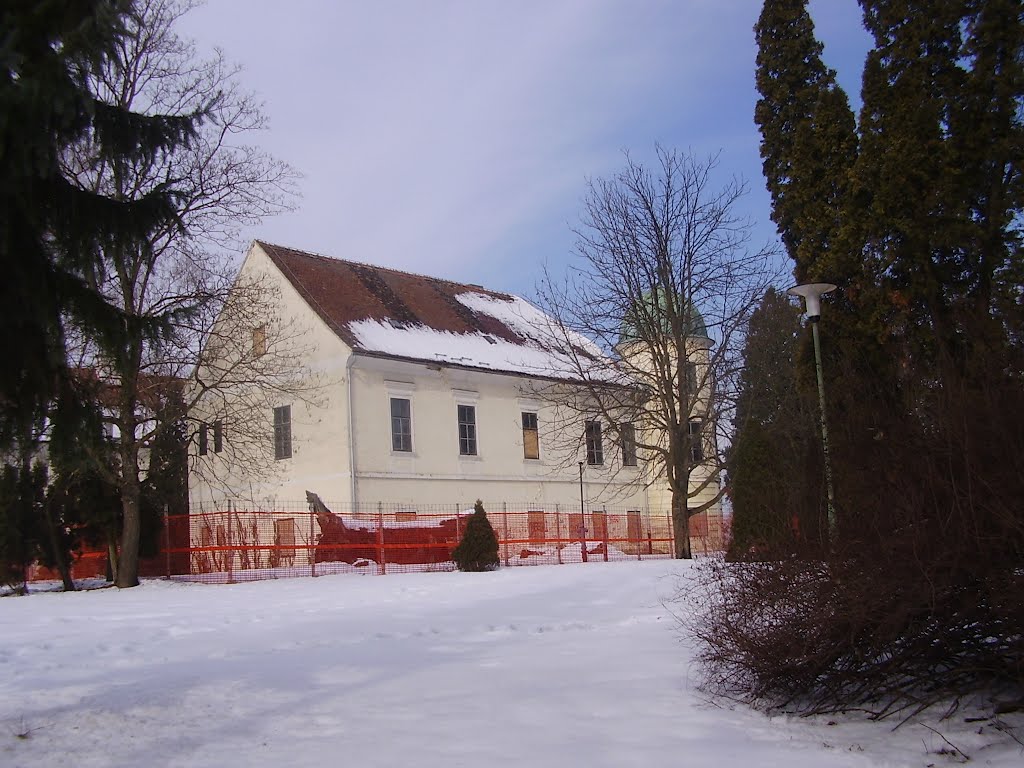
(728, 288), (820, 554)
(697, 0), (1024, 714)
(853, 0), (1023, 383)
(754, 0), (858, 282)
(0, 1), (199, 459)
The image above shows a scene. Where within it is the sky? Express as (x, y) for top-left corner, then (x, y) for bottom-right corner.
(179, 1), (873, 300)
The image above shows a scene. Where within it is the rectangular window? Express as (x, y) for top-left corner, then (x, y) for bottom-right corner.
(198, 423), (209, 456)
(458, 404), (477, 456)
(391, 397), (412, 452)
(685, 361), (698, 394)
(585, 420), (603, 465)
(274, 405), (292, 460)
(213, 420), (223, 453)
(688, 419), (704, 464)
(620, 422), (637, 467)
(253, 325), (267, 357)
(522, 412), (539, 459)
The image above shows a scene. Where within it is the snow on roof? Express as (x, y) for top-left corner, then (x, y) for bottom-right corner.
(258, 242), (611, 380)
(349, 292), (604, 378)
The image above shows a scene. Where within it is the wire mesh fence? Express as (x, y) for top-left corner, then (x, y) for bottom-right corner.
(30, 501), (725, 584)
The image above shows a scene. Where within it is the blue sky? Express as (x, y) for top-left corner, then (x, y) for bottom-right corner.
(181, 0), (872, 299)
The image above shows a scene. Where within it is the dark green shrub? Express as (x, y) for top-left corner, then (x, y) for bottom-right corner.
(451, 500), (499, 572)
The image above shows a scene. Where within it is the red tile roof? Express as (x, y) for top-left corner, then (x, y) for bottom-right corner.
(258, 241), (541, 354)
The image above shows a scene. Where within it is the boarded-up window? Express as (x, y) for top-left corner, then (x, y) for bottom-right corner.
(689, 512), (708, 537)
(522, 412), (539, 459)
(626, 511), (642, 547)
(527, 511), (545, 543)
(275, 518), (296, 563)
(213, 420), (223, 453)
(253, 325), (267, 357)
(591, 511), (608, 542)
(569, 513), (586, 542)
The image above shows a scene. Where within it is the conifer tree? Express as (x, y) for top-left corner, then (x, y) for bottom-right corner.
(728, 288), (820, 554)
(852, 0), (1023, 383)
(451, 501), (500, 572)
(0, 1), (200, 459)
(754, 0), (857, 282)
(697, 0), (1024, 714)
(0, 463), (48, 593)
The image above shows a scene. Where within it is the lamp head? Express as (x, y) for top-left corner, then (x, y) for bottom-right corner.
(787, 282), (837, 319)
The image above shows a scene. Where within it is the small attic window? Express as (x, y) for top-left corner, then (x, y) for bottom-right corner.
(252, 325), (267, 357)
(483, 335), (497, 345)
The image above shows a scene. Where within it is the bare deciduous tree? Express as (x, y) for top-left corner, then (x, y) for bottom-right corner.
(60, 0), (306, 587)
(533, 148), (778, 558)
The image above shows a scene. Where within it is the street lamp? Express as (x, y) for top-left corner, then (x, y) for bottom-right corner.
(578, 461), (588, 563)
(787, 282), (838, 540)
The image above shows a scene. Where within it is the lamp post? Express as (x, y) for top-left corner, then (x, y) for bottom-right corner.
(578, 461), (588, 563)
(787, 282), (838, 540)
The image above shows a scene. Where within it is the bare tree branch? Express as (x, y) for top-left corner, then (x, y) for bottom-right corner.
(531, 147), (780, 558)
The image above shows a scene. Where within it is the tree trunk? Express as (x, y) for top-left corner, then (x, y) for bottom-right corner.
(115, 473), (142, 588)
(106, 534), (119, 583)
(42, 499), (75, 591)
(671, 490), (692, 559)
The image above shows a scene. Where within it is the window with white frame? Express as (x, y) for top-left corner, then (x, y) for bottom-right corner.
(458, 404), (477, 456)
(585, 420), (603, 465)
(391, 397), (412, 452)
(273, 405), (292, 460)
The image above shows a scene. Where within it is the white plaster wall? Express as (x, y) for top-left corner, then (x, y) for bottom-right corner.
(188, 243), (354, 510)
(617, 336), (726, 548)
(348, 355), (650, 513)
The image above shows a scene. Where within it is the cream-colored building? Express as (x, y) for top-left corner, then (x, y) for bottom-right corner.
(189, 241), (724, 552)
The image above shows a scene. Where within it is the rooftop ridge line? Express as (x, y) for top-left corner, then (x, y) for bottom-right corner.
(255, 240), (514, 299)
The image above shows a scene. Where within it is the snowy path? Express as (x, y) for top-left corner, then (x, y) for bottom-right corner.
(1, 561), (1019, 767)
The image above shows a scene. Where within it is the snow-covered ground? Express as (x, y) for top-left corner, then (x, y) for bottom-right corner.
(2, 560), (1020, 767)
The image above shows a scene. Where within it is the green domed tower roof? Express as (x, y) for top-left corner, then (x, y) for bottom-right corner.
(618, 291), (710, 345)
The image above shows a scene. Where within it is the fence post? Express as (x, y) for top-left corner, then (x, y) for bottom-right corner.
(602, 512), (609, 562)
(502, 502), (510, 567)
(555, 506), (563, 565)
(455, 503), (462, 539)
(226, 508), (234, 584)
(377, 502), (386, 575)
(667, 509), (674, 558)
(310, 508), (316, 578)
(164, 503), (171, 578)
(643, 508), (650, 555)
